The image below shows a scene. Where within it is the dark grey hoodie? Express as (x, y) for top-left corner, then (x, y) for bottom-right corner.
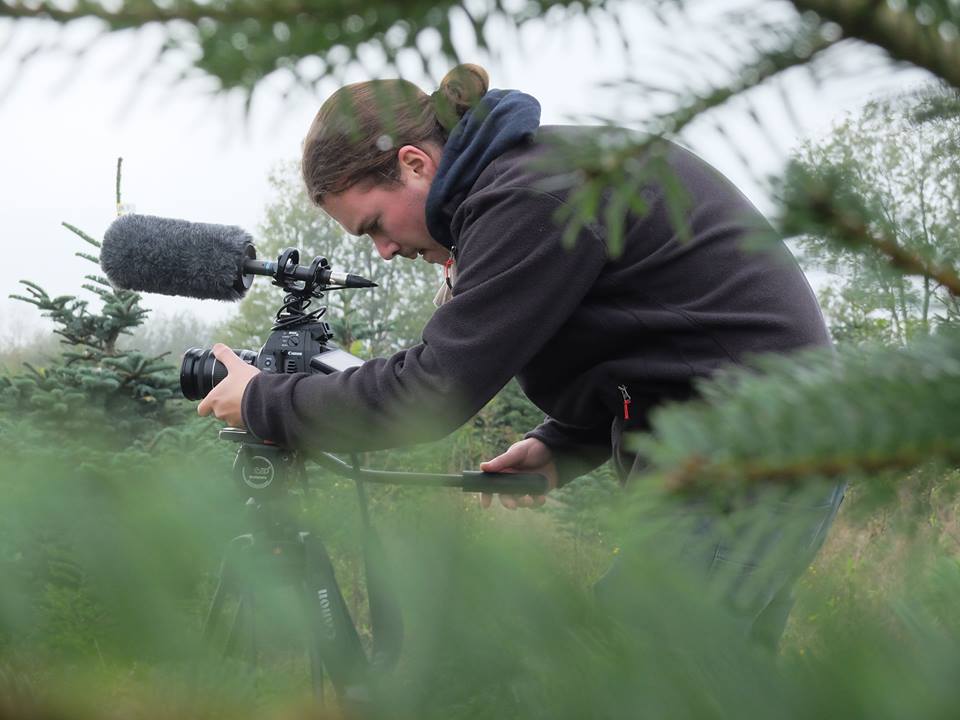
(242, 93), (830, 484)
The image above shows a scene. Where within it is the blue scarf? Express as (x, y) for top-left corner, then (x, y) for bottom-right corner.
(425, 89), (542, 250)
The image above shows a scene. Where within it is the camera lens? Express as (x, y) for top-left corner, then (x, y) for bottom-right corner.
(180, 347), (258, 401)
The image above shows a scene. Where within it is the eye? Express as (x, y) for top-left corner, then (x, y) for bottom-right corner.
(357, 219), (380, 238)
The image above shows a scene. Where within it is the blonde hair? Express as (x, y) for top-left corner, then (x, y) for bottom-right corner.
(301, 64), (490, 205)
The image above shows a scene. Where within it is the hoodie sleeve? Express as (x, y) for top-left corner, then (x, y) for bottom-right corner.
(525, 416), (612, 487)
(241, 185), (609, 453)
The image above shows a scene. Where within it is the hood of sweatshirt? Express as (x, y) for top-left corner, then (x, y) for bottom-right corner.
(425, 89), (541, 250)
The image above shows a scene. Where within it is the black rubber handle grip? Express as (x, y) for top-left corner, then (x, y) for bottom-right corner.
(459, 471), (549, 495)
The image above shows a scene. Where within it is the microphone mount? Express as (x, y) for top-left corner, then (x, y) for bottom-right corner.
(235, 245), (377, 331)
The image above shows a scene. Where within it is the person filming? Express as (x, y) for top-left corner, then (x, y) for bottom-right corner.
(197, 64), (843, 648)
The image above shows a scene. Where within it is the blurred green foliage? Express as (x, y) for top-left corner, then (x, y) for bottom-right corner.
(2, 444), (960, 720)
(0, 0), (613, 98)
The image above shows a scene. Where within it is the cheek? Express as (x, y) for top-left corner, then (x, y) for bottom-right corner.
(389, 196), (428, 238)
(407, 213), (430, 239)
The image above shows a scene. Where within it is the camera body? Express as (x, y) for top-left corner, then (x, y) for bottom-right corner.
(180, 246), (372, 402)
(180, 320), (364, 401)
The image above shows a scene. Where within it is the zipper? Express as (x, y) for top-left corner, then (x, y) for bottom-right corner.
(618, 384), (632, 420)
(444, 245), (456, 289)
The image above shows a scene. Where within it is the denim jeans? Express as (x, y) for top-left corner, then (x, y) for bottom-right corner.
(598, 429), (845, 651)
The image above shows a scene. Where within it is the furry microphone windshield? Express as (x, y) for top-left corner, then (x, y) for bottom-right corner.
(101, 214), (255, 301)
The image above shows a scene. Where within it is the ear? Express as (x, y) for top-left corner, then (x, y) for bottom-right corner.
(397, 144), (439, 182)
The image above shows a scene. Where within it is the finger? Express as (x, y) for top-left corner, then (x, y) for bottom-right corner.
(197, 395), (213, 417)
(480, 493), (492, 509)
(480, 443), (526, 473)
(211, 343), (243, 369)
(197, 378), (223, 416)
(479, 455), (507, 472)
(500, 494), (517, 510)
(517, 494), (534, 508)
(533, 494), (547, 507)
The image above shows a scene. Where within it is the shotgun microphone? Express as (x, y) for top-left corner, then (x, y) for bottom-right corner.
(101, 214), (375, 301)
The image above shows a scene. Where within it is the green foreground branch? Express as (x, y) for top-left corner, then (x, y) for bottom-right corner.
(792, 0), (960, 88)
(635, 334), (960, 493)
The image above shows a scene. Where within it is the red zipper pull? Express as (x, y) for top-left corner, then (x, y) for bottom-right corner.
(618, 384), (631, 420)
(444, 253), (455, 289)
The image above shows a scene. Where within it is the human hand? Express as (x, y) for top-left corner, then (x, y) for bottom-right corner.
(196, 343), (261, 428)
(479, 437), (558, 510)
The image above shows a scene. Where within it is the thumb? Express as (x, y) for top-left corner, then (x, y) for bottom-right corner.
(480, 442), (527, 473)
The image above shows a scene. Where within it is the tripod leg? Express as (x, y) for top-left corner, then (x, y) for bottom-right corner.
(203, 534), (255, 655)
(298, 531), (369, 703)
(203, 569), (231, 643)
(307, 629), (325, 705)
(247, 586), (258, 666)
(224, 593), (247, 658)
(222, 586), (258, 667)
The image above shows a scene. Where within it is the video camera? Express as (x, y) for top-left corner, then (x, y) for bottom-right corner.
(179, 246), (372, 403)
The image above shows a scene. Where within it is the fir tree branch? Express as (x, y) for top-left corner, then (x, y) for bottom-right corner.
(555, 22), (838, 180)
(9, 281), (54, 308)
(666, 442), (960, 492)
(0, 0), (608, 49)
(635, 335), (960, 493)
(781, 162), (960, 296)
(8, 294), (42, 308)
(84, 274), (112, 288)
(842, 221), (960, 297)
(21, 362), (44, 379)
(0, 1), (333, 26)
(14, 280), (46, 295)
(644, 25), (839, 143)
(545, 21), (840, 255)
(81, 284), (114, 301)
(791, 0), (960, 88)
(62, 222), (101, 249)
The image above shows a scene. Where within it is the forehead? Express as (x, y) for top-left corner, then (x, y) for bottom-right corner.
(322, 180), (397, 235)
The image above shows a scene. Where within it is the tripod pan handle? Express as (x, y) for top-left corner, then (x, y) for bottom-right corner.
(459, 471), (549, 495)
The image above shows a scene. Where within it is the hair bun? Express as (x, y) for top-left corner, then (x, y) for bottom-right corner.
(434, 63), (490, 130)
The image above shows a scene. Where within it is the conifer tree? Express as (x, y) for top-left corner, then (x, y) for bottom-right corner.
(0, 160), (183, 450)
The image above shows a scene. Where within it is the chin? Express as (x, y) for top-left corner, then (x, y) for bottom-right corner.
(419, 250), (446, 265)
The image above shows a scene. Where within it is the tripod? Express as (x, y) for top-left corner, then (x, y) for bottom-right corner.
(202, 429), (547, 709)
(192, 249), (547, 707)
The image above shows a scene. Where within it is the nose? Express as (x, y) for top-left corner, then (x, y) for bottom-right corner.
(372, 235), (399, 260)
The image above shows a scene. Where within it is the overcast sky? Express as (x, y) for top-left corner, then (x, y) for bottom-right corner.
(0, 3), (930, 347)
